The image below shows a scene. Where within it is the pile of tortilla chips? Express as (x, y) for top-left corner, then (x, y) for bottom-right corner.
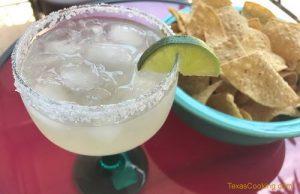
(170, 0), (300, 121)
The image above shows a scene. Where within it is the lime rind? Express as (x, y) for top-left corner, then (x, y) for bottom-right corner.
(137, 35), (220, 77)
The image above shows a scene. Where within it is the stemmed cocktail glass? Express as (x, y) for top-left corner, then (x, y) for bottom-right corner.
(12, 4), (177, 194)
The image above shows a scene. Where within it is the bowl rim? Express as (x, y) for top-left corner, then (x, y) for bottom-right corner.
(166, 6), (300, 138)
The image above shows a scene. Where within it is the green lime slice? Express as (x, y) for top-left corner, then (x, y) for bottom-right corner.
(137, 35), (220, 76)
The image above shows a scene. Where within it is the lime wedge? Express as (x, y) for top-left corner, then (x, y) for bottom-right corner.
(137, 35), (220, 76)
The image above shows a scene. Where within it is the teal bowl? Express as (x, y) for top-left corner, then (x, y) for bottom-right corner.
(165, 7), (300, 145)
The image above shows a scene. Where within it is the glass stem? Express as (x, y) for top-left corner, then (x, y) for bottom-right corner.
(98, 153), (145, 191)
(99, 154), (125, 171)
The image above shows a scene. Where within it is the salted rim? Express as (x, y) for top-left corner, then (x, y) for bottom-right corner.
(12, 3), (177, 124)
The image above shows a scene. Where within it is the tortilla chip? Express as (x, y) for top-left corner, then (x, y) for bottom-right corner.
(201, 0), (231, 9)
(207, 93), (243, 118)
(241, 1), (275, 24)
(243, 102), (275, 121)
(248, 18), (263, 30)
(210, 76), (222, 84)
(214, 81), (237, 95)
(221, 52), (299, 108)
(173, 1), (299, 121)
(180, 12), (191, 24)
(259, 51), (287, 72)
(240, 109), (253, 120)
(235, 92), (251, 106)
(178, 74), (210, 95)
(241, 28), (271, 52)
(193, 80), (223, 104)
(217, 6), (249, 40)
(292, 60), (300, 72)
(207, 35), (247, 64)
(171, 22), (181, 34)
(262, 19), (300, 69)
(168, 8), (190, 34)
(243, 101), (299, 121)
(280, 70), (298, 90)
(187, 1), (226, 39)
(296, 65), (300, 76)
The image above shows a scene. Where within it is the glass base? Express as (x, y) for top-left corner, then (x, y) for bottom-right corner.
(73, 147), (148, 194)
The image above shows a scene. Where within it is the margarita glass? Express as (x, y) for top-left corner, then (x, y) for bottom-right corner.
(12, 4), (177, 194)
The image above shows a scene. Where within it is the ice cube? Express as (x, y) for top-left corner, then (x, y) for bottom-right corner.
(132, 52), (143, 66)
(76, 18), (106, 40)
(108, 24), (146, 47)
(60, 64), (99, 91)
(77, 18), (103, 28)
(112, 85), (135, 102)
(96, 71), (118, 92)
(146, 30), (161, 47)
(61, 20), (77, 30)
(81, 26), (104, 38)
(34, 83), (72, 102)
(44, 27), (78, 42)
(62, 56), (83, 68)
(108, 71), (165, 103)
(111, 70), (134, 86)
(132, 71), (165, 93)
(91, 25), (104, 34)
(80, 23), (105, 42)
(73, 87), (112, 106)
(28, 38), (46, 53)
(44, 40), (80, 55)
(42, 27), (80, 55)
(83, 43), (134, 70)
(91, 63), (105, 73)
(37, 67), (61, 86)
(22, 54), (64, 85)
(113, 82), (149, 102)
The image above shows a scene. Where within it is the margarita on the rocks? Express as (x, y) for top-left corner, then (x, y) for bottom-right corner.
(20, 16), (176, 156)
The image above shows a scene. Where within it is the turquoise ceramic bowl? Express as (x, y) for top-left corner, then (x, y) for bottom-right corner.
(166, 7), (300, 145)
